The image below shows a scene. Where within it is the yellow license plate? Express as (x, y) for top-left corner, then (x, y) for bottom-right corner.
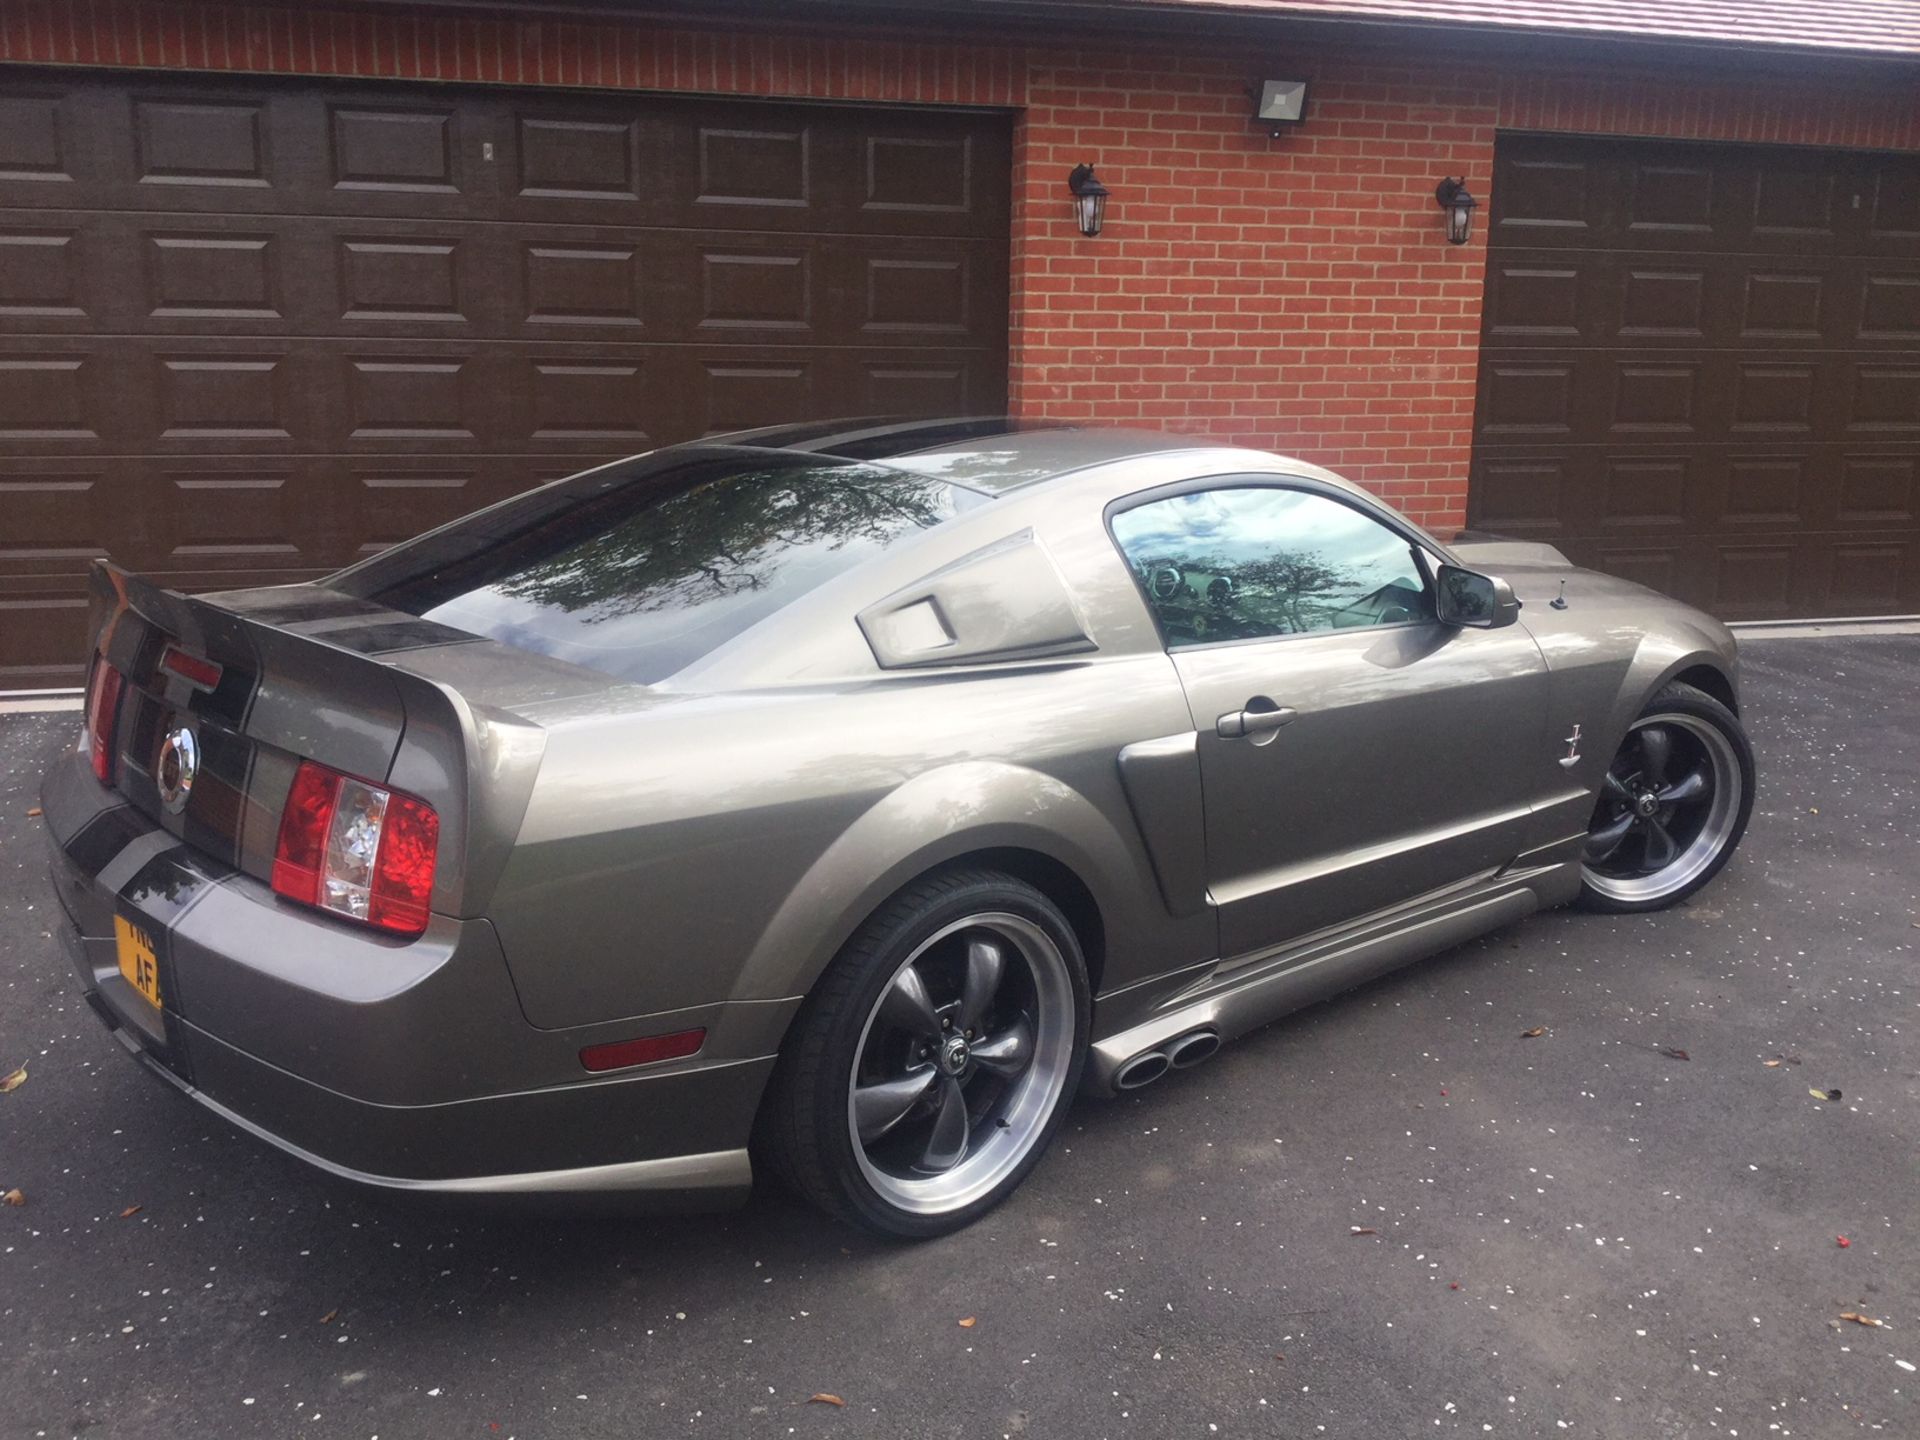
(114, 915), (162, 1011)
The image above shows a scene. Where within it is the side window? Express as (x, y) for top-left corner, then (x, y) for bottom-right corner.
(1110, 485), (1435, 647)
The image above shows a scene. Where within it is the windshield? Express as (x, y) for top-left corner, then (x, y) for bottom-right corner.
(335, 449), (984, 684)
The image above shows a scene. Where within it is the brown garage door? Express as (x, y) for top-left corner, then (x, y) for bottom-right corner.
(1468, 133), (1920, 620)
(0, 72), (1011, 688)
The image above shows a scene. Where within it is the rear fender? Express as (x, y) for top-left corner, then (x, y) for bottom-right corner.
(729, 759), (1159, 1007)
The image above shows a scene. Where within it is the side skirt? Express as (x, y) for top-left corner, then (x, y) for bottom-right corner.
(1084, 851), (1582, 1095)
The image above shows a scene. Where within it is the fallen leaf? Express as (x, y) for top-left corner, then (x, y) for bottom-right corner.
(1662, 1048), (1691, 1061)
(1521, 1027), (1546, 1039)
(1273, 1352), (1286, 1362)
(0, 1067), (25, 1094)
(957, 1316), (976, 1328)
(807, 1394), (846, 1407)
(1839, 1312), (1883, 1327)
(25, 807), (42, 818)
(1, 1188), (23, 1207)
(1837, 1236), (1851, 1248)
(319, 1309), (338, 1325)
(1810, 1087), (1843, 1102)
(1350, 1226), (1378, 1236)
(118, 1204), (142, 1219)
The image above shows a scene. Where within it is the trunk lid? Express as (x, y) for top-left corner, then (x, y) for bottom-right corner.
(82, 561), (602, 918)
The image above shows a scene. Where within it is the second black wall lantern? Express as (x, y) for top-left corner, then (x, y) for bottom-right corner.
(1068, 164), (1110, 238)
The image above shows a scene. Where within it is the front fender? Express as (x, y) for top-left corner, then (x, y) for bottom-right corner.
(729, 758), (1210, 1006)
(1540, 618), (1738, 822)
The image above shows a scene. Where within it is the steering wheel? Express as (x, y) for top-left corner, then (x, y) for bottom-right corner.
(1147, 564), (1185, 602)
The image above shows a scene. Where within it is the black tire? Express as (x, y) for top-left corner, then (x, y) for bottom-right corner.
(755, 868), (1091, 1239)
(1576, 681), (1755, 914)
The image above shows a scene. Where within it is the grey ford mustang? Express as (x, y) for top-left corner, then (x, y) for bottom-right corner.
(41, 419), (1754, 1237)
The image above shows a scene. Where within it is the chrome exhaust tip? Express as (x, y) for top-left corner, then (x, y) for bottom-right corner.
(1166, 1030), (1221, 1069)
(1113, 1050), (1171, 1090)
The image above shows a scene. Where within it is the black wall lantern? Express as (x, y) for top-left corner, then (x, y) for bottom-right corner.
(1434, 177), (1478, 245)
(1068, 163), (1109, 238)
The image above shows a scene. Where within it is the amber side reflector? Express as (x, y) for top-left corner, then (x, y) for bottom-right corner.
(579, 1028), (706, 1074)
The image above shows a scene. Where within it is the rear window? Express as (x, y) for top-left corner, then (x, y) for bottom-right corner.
(335, 450), (983, 684)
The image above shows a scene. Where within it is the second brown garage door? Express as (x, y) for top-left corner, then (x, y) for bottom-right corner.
(0, 72), (1011, 688)
(1468, 133), (1920, 620)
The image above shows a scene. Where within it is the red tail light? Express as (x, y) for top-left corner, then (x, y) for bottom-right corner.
(271, 760), (440, 937)
(84, 658), (125, 784)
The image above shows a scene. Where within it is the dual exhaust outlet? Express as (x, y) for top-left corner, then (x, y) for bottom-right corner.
(1111, 1028), (1221, 1091)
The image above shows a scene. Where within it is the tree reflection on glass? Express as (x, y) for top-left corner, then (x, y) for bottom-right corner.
(489, 465), (951, 620)
(1112, 486), (1432, 644)
(369, 456), (974, 685)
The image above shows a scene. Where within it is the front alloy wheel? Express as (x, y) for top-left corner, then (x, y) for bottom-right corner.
(1578, 681), (1754, 912)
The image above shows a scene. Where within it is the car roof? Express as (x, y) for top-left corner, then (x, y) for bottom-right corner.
(699, 416), (1212, 494)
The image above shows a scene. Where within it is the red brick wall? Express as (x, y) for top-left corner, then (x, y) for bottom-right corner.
(1011, 50), (1497, 529)
(7, 1), (1919, 532)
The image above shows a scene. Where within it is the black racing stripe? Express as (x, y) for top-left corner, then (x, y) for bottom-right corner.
(813, 417), (1034, 461)
(179, 723), (250, 868)
(228, 589), (384, 626)
(123, 845), (229, 1075)
(66, 803), (158, 879)
(122, 844), (230, 929)
(314, 618), (484, 655)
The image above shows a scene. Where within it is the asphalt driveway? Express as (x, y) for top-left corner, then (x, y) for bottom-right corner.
(2, 636), (1916, 1440)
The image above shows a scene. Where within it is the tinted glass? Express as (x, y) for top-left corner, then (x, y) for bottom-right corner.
(1111, 485), (1432, 646)
(339, 450), (982, 683)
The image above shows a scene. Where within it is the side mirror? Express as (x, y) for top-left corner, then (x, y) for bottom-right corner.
(1435, 564), (1521, 629)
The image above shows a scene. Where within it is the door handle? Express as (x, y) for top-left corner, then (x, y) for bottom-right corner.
(1216, 701), (1298, 740)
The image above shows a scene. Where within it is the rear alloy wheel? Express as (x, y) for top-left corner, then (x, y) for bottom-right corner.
(1577, 682), (1754, 913)
(758, 870), (1089, 1238)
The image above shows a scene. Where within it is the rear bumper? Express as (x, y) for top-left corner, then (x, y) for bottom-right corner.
(85, 1000), (753, 1203)
(43, 750), (785, 1207)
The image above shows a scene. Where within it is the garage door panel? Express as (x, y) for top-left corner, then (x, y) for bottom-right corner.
(1481, 347), (1918, 447)
(1838, 454), (1918, 523)
(1868, 161), (1920, 249)
(0, 86), (76, 185)
(0, 72), (1012, 687)
(1485, 247), (1920, 352)
(0, 222), (89, 328)
(1492, 138), (1920, 258)
(0, 333), (1008, 461)
(0, 459), (112, 580)
(0, 215), (1010, 351)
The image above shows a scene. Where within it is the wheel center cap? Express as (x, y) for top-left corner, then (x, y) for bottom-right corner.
(940, 1036), (971, 1075)
(1634, 792), (1660, 818)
